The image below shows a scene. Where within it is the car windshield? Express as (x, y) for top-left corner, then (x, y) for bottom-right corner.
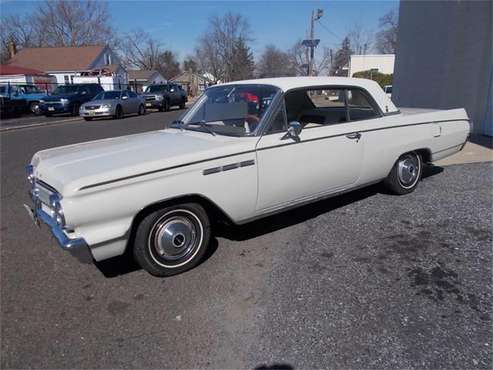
(176, 84), (279, 137)
(145, 85), (166, 93)
(53, 85), (79, 94)
(94, 91), (121, 100)
(0, 86), (6, 94)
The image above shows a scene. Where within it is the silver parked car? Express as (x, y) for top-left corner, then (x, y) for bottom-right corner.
(79, 90), (145, 121)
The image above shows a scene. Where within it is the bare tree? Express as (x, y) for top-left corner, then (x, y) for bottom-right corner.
(289, 40), (331, 76)
(1, 0), (115, 62)
(120, 29), (162, 70)
(195, 12), (253, 82)
(375, 8), (398, 54)
(120, 29), (181, 79)
(330, 36), (352, 76)
(347, 24), (373, 55)
(34, 0), (114, 47)
(256, 45), (296, 78)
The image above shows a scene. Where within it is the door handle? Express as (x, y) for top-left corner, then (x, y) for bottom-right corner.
(346, 132), (361, 140)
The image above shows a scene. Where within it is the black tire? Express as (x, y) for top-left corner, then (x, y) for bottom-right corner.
(44, 113), (52, 117)
(383, 151), (422, 195)
(179, 98), (186, 109)
(72, 102), (80, 116)
(29, 101), (41, 115)
(133, 203), (211, 277)
(84, 117), (93, 121)
(138, 104), (145, 115)
(162, 99), (170, 112)
(113, 105), (123, 119)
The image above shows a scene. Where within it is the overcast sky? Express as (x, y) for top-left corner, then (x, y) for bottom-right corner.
(1, 0), (399, 58)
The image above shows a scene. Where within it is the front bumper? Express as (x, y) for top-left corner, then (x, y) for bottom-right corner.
(24, 177), (92, 264)
(144, 100), (163, 109)
(40, 103), (71, 114)
(80, 107), (113, 118)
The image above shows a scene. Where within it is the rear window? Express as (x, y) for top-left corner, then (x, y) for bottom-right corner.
(94, 91), (121, 100)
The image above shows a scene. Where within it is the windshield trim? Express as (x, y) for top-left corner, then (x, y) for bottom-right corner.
(178, 84), (282, 137)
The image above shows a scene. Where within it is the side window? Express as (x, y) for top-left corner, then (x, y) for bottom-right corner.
(346, 89), (379, 121)
(122, 91), (129, 99)
(285, 88), (348, 128)
(265, 101), (287, 134)
(128, 91), (137, 98)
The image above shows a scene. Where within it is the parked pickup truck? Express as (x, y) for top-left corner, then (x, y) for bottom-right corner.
(143, 83), (187, 111)
(0, 84), (46, 114)
(39, 83), (104, 116)
(24, 77), (470, 276)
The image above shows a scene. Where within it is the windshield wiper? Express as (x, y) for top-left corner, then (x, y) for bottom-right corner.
(185, 120), (216, 136)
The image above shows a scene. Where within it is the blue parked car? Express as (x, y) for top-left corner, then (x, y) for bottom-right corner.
(0, 84), (47, 114)
(39, 84), (104, 116)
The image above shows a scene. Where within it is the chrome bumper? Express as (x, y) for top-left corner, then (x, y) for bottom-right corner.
(24, 177), (93, 264)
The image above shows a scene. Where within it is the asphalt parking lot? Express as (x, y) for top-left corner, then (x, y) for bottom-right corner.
(1, 111), (492, 369)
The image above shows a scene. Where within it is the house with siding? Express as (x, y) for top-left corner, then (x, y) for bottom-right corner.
(7, 45), (127, 90)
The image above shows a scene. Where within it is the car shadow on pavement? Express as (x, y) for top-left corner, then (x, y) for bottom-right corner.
(217, 163), (444, 242)
(94, 164), (443, 277)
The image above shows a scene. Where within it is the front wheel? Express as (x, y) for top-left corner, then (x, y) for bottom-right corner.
(83, 117), (93, 121)
(138, 104), (145, 115)
(179, 98), (186, 109)
(71, 102), (80, 116)
(383, 151), (422, 195)
(133, 203), (211, 277)
(29, 101), (41, 115)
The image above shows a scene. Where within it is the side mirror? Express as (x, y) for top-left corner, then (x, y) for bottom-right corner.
(170, 88), (175, 92)
(122, 95), (128, 100)
(81, 90), (87, 95)
(282, 121), (302, 141)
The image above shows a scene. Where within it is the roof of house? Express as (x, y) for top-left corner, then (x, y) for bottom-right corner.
(128, 70), (157, 80)
(7, 45), (106, 72)
(219, 76), (399, 113)
(0, 64), (49, 76)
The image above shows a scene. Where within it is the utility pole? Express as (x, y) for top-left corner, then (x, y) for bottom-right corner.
(302, 9), (323, 76)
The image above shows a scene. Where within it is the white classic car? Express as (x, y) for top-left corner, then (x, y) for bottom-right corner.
(25, 77), (470, 276)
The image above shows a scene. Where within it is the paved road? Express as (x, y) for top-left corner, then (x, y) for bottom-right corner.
(1, 111), (492, 369)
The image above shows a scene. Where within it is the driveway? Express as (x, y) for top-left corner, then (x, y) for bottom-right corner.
(1, 111), (491, 369)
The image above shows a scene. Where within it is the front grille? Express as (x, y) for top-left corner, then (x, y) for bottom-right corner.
(85, 105), (100, 110)
(145, 96), (156, 101)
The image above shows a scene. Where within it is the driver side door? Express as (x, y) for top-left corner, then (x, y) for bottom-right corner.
(255, 87), (364, 213)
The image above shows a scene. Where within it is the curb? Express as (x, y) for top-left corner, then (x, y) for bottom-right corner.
(0, 117), (83, 133)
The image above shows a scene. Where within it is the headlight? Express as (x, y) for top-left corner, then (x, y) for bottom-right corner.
(101, 104), (112, 109)
(49, 193), (65, 227)
(156, 95), (164, 101)
(26, 164), (34, 185)
(60, 98), (69, 104)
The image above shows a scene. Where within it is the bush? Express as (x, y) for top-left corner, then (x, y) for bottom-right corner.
(352, 70), (393, 88)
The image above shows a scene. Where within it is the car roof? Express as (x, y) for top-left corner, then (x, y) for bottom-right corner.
(218, 76), (398, 114)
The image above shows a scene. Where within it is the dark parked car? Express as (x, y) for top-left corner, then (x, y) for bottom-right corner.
(39, 84), (104, 116)
(143, 83), (187, 111)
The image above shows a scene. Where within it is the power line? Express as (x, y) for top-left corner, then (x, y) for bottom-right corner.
(316, 19), (344, 44)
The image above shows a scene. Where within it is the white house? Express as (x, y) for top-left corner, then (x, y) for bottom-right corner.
(7, 45), (126, 90)
(0, 65), (57, 91)
(127, 70), (167, 93)
(348, 54), (395, 77)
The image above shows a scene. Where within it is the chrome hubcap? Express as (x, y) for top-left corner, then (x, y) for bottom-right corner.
(398, 154), (420, 187)
(152, 215), (197, 261)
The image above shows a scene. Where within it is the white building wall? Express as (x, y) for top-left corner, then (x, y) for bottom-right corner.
(349, 55), (395, 77)
(393, 0), (492, 136)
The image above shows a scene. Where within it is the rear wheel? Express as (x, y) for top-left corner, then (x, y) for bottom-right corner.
(384, 152), (422, 195)
(133, 203), (211, 277)
(179, 98), (186, 109)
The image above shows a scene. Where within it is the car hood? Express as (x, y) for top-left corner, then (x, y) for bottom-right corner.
(82, 99), (116, 106)
(43, 94), (77, 101)
(31, 129), (255, 196)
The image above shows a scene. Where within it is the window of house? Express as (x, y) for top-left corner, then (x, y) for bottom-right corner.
(64, 75), (69, 84)
(346, 89), (379, 121)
